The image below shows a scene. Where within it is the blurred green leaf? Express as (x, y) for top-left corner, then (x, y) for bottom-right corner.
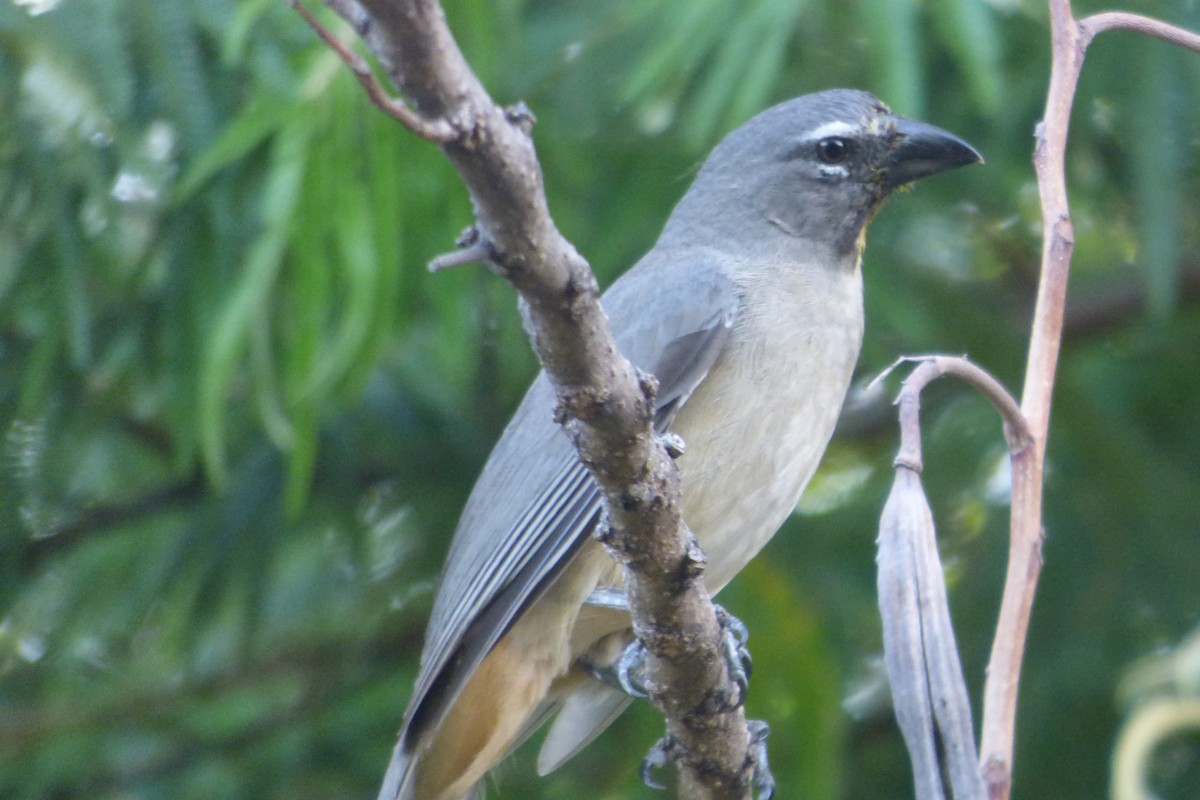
(860, 0), (922, 116)
(175, 94), (293, 202)
(931, 0), (1003, 114)
(200, 115), (309, 485)
(1129, 42), (1184, 317)
(681, 0), (807, 146)
(137, 0), (218, 157)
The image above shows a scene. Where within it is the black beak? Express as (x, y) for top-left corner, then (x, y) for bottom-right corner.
(884, 117), (983, 190)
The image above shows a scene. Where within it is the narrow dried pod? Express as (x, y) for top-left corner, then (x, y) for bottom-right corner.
(877, 464), (986, 800)
(877, 465), (946, 800)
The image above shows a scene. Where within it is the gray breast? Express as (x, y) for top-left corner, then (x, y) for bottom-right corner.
(670, 258), (865, 591)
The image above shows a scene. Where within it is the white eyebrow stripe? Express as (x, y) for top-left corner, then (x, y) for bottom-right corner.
(797, 120), (858, 141)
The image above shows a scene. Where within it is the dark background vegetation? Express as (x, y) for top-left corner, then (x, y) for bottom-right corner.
(2, 0), (1198, 797)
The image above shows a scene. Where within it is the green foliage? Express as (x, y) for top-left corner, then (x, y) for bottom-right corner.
(2, 0), (1199, 798)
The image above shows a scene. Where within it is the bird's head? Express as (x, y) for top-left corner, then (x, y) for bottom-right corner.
(662, 89), (982, 259)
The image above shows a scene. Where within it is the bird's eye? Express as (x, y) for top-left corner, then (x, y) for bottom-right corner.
(816, 137), (849, 165)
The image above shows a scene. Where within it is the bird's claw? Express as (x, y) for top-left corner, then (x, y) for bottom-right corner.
(640, 732), (677, 791)
(584, 586), (629, 610)
(585, 637), (650, 699)
(582, 589), (651, 697)
(715, 605), (753, 709)
(584, 601), (753, 708)
(747, 719), (775, 800)
(640, 721), (773, 799)
(616, 639), (650, 698)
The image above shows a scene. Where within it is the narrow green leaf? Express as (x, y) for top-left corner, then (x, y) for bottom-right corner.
(137, 0), (217, 157)
(1130, 44), (1183, 317)
(250, 309), (294, 451)
(174, 94), (292, 203)
(199, 118), (309, 486)
(297, 186), (377, 402)
(619, 0), (731, 107)
(293, 81), (380, 404)
(684, 0), (807, 147)
(931, 0), (1002, 114)
(453, 0), (502, 84)
(360, 105), (404, 380)
(860, 0), (923, 116)
(221, 0), (277, 67)
(52, 189), (92, 369)
(73, 0), (135, 120)
(282, 400), (317, 519)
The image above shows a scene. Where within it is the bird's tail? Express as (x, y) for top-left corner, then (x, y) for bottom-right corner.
(378, 739), (488, 800)
(376, 739), (418, 800)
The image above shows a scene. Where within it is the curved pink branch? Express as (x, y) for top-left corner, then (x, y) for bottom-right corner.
(981, 4), (1200, 800)
(1079, 11), (1200, 51)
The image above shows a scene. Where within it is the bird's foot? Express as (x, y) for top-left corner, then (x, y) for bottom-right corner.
(639, 720), (775, 799)
(584, 586), (629, 610)
(640, 732), (677, 790)
(582, 594), (754, 707)
(714, 605), (753, 709)
(585, 636), (651, 698)
(747, 719), (776, 800)
(583, 588), (650, 697)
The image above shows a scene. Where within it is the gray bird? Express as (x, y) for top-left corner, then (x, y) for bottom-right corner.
(380, 88), (981, 800)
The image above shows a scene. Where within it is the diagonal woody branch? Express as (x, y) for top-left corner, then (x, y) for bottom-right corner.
(293, 1), (756, 797)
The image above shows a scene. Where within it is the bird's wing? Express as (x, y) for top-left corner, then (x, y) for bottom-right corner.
(398, 251), (738, 754)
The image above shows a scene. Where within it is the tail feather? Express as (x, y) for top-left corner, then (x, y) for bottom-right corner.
(537, 680), (632, 775)
(377, 739), (417, 800)
(378, 632), (552, 800)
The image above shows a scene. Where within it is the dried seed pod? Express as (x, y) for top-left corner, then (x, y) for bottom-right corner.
(877, 465), (985, 800)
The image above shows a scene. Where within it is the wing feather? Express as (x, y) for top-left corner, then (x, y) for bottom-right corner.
(397, 251), (739, 757)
